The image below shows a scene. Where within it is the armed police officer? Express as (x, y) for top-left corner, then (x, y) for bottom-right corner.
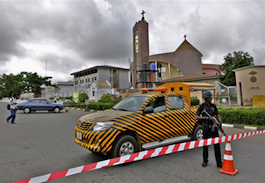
(195, 91), (225, 168)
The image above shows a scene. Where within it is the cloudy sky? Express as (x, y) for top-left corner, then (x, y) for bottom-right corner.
(0, 0), (265, 83)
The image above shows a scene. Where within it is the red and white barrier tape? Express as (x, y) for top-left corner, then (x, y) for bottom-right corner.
(15, 130), (265, 183)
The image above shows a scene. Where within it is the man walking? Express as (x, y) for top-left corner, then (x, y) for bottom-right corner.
(6, 94), (17, 124)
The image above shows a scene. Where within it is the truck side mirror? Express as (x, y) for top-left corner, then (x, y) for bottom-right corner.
(144, 106), (154, 114)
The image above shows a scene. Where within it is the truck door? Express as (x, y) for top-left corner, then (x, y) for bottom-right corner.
(167, 96), (194, 136)
(142, 96), (176, 141)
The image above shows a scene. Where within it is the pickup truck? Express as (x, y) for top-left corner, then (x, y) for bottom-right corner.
(74, 87), (205, 158)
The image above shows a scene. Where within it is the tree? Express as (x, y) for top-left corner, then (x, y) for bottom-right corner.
(78, 93), (89, 102)
(99, 94), (113, 103)
(0, 72), (52, 98)
(220, 51), (254, 86)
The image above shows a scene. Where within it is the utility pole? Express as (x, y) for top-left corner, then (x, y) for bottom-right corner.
(45, 59), (47, 77)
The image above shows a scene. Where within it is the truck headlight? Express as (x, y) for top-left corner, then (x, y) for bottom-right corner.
(93, 122), (114, 131)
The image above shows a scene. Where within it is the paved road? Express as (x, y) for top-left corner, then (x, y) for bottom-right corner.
(1, 102), (265, 183)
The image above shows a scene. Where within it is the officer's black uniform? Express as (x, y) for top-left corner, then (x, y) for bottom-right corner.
(196, 102), (222, 167)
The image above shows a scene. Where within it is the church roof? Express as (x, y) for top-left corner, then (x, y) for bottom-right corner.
(202, 64), (225, 75)
(159, 74), (221, 83)
(175, 39), (203, 57)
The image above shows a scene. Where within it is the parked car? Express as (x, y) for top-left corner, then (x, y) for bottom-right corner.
(17, 98), (64, 113)
(74, 87), (203, 158)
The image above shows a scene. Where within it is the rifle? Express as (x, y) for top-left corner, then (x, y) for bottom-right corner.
(202, 109), (226, 136)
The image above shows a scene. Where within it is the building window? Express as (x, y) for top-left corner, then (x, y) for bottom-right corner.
(88, 78), (90, 82)
(95, 77), (97, 81)
(92, 91), (95, 96)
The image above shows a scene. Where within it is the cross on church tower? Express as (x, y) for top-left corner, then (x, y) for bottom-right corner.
(184, 34), (187, 40)
(141, 10), (145, 20)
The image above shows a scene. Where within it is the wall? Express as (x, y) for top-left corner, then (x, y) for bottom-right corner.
(170, 64), (181, 78)
(119, 70), (129, 89)
(235, 66), (265, 106)
(176, 50), (202, 75)
(98, 68), (110, 82)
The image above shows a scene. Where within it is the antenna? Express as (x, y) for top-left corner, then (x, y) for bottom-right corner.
(128, 57), (131, 67)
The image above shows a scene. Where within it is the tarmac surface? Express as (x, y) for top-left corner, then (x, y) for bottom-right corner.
(1, 102), (265, 183)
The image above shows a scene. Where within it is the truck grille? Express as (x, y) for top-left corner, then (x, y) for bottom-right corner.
(78, 120), (93, 130)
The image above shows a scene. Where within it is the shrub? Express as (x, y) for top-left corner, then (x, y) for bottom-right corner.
(191, 98), (200, 105)
(87, 102), (115, 110)
(112, 99), (122, 105)
(218, 108), (265, 126)
(98, 94), (113, 103)
(78, 93), (89, 103)
(49, 97), (54, 99)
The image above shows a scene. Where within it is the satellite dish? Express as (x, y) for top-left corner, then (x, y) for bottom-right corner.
(221, 98), (227, 103)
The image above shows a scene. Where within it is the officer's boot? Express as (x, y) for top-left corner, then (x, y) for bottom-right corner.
(202, 160), (208, 167)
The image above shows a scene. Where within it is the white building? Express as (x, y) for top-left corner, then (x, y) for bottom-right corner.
(70, 65), (130, 89)
(89, 81), (111, 102)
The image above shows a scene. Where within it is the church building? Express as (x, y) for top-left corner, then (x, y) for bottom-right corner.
(131, 11), (223, 88)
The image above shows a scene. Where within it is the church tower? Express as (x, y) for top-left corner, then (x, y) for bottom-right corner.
(132, 10), (149, 88)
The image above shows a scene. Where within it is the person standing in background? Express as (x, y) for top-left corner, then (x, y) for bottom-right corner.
(6, 94), (17, 124)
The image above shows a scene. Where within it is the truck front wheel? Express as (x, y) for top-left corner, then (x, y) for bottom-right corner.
(193, 124), (204, 140)
(112, 135), (138, 158)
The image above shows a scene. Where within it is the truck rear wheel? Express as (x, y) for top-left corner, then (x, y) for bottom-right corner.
(112, 135), (138, 158)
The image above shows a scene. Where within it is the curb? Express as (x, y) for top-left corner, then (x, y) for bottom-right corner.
(223, 123), (265, 131)
(65, 107), (95, 112)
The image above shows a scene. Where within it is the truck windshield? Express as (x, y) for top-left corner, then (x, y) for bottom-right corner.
(112, 96), (149, 112)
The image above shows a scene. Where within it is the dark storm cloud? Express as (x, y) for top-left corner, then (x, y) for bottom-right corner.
(0, 0), (138, 80)
(0, 2), (27, 61)
(187, 1), (265, 64)
(1, 0), (265, 82)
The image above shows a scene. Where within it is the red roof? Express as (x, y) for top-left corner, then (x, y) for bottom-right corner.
(159, 74), (222, 83)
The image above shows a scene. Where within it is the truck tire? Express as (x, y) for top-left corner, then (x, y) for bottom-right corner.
(193, 124), (204, 140)
(112, 135), (138, 158)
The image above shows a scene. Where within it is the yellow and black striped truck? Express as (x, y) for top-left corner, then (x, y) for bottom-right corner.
(74, 87), (203, 157)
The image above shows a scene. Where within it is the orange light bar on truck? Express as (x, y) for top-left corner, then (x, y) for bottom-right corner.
(140, 87), (168, 92)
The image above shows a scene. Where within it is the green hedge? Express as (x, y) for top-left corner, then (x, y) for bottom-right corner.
(60, 96), (73, 100)
(65, 101), (115, 110)
(191, 98), (200, 105)
(218, 108), (265, 126)
(87, 102), (114, 110)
